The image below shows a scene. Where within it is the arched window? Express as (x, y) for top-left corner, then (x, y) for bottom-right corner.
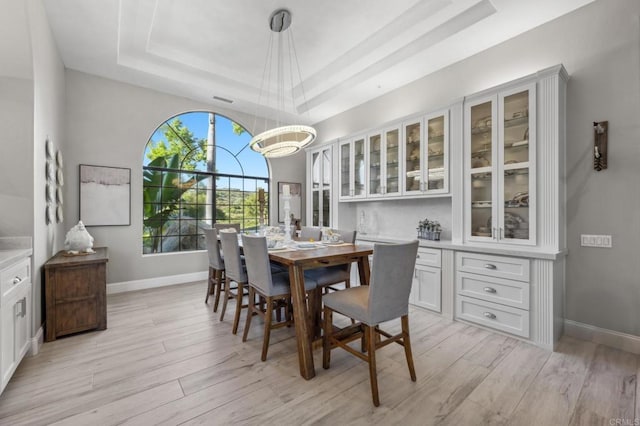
(142, 112), (269, 254)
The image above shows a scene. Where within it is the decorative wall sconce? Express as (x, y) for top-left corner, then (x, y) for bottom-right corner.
(593, 120), (608, 171)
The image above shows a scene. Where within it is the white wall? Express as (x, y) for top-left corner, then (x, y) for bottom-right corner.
(27, 0), (67, 332)
(0, 77), (33, 236)
(313, 0), (640, 336)
(64, 70), (305, 284)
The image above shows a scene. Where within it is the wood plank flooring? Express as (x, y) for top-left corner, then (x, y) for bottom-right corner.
(0, 281), (637, 425)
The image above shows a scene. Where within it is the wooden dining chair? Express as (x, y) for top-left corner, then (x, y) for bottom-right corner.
(214, 222), (241, 234)
(203, 228), (225, 312)
(322, 240), (419, 406)
(219, 231), (249, 334)
(241, 234), (318, 361)
(305, 229), (357, 294)
(299, 226), (322, 241)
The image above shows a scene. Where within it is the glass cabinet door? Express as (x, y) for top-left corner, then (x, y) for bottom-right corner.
(340, 142), (351, 198)
(309, 145), (333, 227)
(321, 147), (331, 227)
(385, 127), (401, 195)
(499, 87), (535, 243)
(469, 99), (496, 239)
(425, 112), (447, 192)
(311, 151), (320, 225)
(353, 137), (366, 197)
(404, 118), (423, 194)
(368, 132), (382, 197)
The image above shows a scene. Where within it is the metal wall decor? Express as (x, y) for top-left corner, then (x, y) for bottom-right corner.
(45, 136), (65, 225)
(593, 121), (608, 171)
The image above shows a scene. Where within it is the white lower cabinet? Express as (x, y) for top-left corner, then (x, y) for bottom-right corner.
(410, 247), (442, 313)
(1, 256), (32, 395)
(455, 251), (530, 338)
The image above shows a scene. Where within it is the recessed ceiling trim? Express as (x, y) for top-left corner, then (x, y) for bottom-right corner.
(298, 0), (497, 114)
(295, 0), (453, 98)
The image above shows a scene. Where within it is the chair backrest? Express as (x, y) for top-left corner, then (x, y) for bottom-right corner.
(241, 235), (275, 295)
(300, 226), (322, 241)
(335, 229), (357, 244)
(368, 240), (419, 324)
(203, 228), (224, 270)
(214, 223), (241, 234)
(219, 231), (247, 282)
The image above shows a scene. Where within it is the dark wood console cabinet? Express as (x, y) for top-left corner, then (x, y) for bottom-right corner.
(44, 247), (108, 342)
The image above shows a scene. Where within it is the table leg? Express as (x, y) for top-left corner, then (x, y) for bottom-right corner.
(289, 264), (316, 380)
(358, 254), (371, 286)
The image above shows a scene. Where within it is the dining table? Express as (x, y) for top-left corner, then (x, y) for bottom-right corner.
(267, 242), (374, 380)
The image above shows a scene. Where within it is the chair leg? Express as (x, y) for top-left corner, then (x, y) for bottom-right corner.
(205, 267), (213, 303)
(242, 287), (255, 342)
(232, 282), (244, 335)
(220, 277), (231, 321)
(322, 306), (333, 369)
(213, 269), (224, 312)
(367, 325), (380, 407)
(261, 296), (273, 361)
(401, 315), (417, 382)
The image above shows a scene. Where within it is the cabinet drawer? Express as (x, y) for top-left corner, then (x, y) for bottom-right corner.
(455, 252), (529, 282)
(1, 258), (30, 298)
(416, 247), (441, 268)
(457, 295), (530, 338)
(457, 272), (529, 310)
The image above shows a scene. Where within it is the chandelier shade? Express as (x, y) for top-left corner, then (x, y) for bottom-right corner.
(250, 9), (316, 158)
(250, 125), (316, 158)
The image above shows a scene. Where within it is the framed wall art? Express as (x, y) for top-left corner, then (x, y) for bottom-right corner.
(277, 181), (301, 223)
(79, 164), (131, 226)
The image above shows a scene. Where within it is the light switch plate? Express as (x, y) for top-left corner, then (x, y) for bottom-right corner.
(581, 234), (612, 248)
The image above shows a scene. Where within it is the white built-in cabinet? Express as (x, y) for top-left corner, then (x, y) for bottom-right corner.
(338, 107), (451, 202)
(403, 110), (449, 196)
(308, 65), (567, 351)
(464, 84), (536, 245)
(306, 144), (333, 227)
(1, 256), (32, 395)
(409, 247), (442, 313)
(339, 136), (366, 200)
(367, 126), (401, 198)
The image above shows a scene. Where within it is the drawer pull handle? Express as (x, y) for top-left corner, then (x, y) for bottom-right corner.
(484, 264), (497, 270)
(12, 276), (22, 285)
(416, 255), (420, 259)
(483, 287), (497, 293)
(483, 312), (497, 320)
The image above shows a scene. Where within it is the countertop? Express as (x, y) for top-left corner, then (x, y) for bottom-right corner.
(356, 233), (567, 260)
(0, 237), (33, 270)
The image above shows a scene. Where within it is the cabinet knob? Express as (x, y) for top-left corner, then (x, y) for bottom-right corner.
(483, 312), (497, 320)
(12, 276), (21, 285)
(416, 254), (420, 258)
(484, 264), (497, 270)
(483, 287), (497, 293)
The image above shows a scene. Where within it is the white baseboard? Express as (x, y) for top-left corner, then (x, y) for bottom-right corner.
(29, 326), (43, 356)
(564, 319), (640, 355)
(107, 271), (208, 294)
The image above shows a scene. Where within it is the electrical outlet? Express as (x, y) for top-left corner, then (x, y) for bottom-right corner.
(580, 234), (612, 248)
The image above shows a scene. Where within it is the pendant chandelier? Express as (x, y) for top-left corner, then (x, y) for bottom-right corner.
(249, 9), (316, 158)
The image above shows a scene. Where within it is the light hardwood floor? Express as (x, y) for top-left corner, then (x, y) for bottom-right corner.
(0, 281), (637, 425)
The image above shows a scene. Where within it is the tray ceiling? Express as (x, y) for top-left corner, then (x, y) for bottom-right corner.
(43, 0), (593, 124)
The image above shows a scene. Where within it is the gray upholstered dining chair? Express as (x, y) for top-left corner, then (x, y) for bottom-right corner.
(203, 228), (225, 312)
(219, 230), (249, 334)
(241, 234), (318, 361)
(305, 229), (357, 294)
(322, 240), (419, 407)
(299, 226), (322, 241)
(214, 222), (241, 234)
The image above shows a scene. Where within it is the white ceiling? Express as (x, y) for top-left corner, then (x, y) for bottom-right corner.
(42, 0), (593, 124)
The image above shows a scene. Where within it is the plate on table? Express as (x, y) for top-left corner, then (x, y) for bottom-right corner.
(268, 246), (288, 251)
(296, 242), (319, 249)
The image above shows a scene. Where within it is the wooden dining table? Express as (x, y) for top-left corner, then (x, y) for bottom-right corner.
(267, 242), (374, 380)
